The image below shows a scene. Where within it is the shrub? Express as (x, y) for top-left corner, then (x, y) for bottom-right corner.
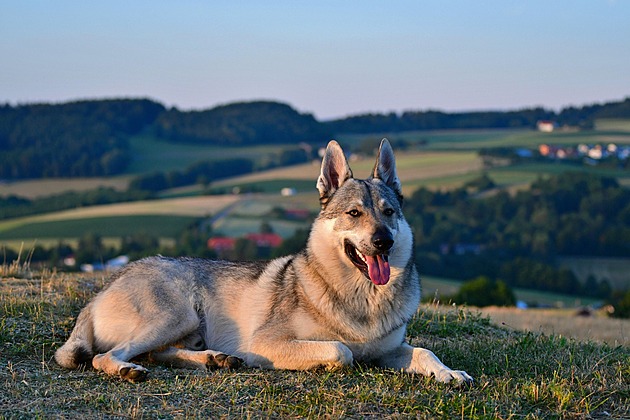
(451, 276), (516, 307)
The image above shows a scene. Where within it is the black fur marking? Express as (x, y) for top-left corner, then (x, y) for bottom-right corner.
(72, 346), (94, 367)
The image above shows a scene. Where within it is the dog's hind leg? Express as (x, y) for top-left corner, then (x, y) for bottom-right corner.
(91, 311), (201, 382)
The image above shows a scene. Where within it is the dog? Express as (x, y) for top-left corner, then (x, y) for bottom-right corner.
(55, 139), (472, 384)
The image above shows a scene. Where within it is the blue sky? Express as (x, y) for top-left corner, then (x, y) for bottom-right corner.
(1, 0), (629, 119)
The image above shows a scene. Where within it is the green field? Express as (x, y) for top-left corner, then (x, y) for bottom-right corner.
(0, 215), (199, 241)
(127, 135), (288, 174)
(422, 276), (599, 308)
(339, 120), (630, 151)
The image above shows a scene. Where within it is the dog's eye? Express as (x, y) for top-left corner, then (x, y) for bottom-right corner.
(384, 208), (395, 216)
(347, 209), (361, 217)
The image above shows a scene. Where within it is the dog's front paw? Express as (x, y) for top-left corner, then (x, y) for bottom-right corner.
(207, 353), (244, 370)
(325, 342), (353, 371)
(434, 368), (473, 385)
(119, 365), (149, 382)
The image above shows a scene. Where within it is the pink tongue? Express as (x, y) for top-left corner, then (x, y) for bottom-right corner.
(365, 254), (390, 285)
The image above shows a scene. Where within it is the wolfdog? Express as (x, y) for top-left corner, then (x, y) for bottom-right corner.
(55, 139), (472, 384)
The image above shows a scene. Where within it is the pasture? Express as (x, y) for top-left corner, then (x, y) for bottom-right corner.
(0, 272), (627, 418)
(126, 135), (288, 174)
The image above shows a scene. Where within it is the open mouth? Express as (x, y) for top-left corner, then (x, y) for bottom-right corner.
(344, 240), (391, 286)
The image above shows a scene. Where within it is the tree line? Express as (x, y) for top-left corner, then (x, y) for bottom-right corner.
(325, 97), (630, 133)
(406, 171), (629, 298)
(0, 99), (164, 178)
(2, 97), (630, 180)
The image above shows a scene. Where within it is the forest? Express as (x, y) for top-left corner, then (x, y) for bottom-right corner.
(406, 172), (629, 297)
(2, 97), (630, 180)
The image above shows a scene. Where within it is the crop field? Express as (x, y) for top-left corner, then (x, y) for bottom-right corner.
(478, 306), (630, 347)
(0, 195), (240, 250)
(0, 177), (132, 199)
(127, 135), (288, 174)
(212, 151), (484, 196)
(0, 215), (199, 241)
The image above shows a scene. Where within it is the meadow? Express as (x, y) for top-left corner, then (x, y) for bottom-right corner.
(1, 122), (630, 417)
(0, 271), (628, 418)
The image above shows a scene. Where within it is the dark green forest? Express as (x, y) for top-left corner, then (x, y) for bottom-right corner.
(0, 99), (164, 178)
(152, 101), (331, 145)
(2, 97), (630, 180)
(407, 172), (629, 297)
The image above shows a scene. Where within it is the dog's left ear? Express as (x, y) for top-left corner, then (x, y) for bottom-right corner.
(317, 140), (353, 208)
(372, 138), (403, 200)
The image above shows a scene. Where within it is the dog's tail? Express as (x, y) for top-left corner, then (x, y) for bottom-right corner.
(54, 305), (95, 369)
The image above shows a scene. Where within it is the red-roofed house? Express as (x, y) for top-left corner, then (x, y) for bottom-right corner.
(207, 237), (237, 252)
(245, 233), (283, 248)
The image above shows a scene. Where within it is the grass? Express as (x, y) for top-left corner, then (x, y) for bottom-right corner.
(126, 135), (287, 174)
(478, 307), (630, 347)
(422, 276), (599, 309)
(1, 271), (628, 418)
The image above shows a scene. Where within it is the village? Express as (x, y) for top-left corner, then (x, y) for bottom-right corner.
(536, 120), (630, 163)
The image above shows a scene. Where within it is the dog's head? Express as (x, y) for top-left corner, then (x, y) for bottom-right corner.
(315, 139), (407, 286)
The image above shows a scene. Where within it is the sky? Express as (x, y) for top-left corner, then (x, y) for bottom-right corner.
(1, 1), (629, 120)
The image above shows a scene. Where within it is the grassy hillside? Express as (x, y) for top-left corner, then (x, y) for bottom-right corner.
(0, 196), (239, 241)
(127, 135), (289, 175)
(1, 272), (628, 418)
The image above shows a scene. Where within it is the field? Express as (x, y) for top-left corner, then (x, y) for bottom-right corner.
(0, 195), (239, 241)
(1, 124), (630, 417)
(422, 276), (599, 309)
(0, 272), (628, 418)
(127, 135), (289, 174)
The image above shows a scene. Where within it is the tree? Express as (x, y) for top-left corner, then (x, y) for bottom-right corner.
(451, 276), (516, 307)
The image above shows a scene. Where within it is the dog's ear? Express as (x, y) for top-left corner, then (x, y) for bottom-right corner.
(372, 138), (403, 200)
(317, 140), (353, 207)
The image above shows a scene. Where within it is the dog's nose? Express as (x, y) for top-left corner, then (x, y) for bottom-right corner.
(373, 233), (394, 251)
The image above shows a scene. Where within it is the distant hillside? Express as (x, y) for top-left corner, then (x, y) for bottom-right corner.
(1, 96), (629, 180)
(152, 101), (331, 145)
(325, 97), (630, 133)
(0, 99), (331, 180)
(0, 99), (164, 179)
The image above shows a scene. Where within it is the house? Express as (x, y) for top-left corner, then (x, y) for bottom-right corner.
(245, 233), (283, 248)
(281, 187), (296, 197)
(207, 237), (237, 252)
(537, 120), (556, 132)
(208, 234), (283, 252)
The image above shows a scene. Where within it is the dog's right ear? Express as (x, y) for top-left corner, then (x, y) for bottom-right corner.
(317, 140), (353, 208)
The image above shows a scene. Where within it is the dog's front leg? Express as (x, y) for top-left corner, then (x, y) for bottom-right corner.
(377, 343), (473, 384)
(248, 338), (353, 371)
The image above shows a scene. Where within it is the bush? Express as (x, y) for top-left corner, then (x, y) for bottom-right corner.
(609, 290), (630, 319)
(451, 276), (516, 307)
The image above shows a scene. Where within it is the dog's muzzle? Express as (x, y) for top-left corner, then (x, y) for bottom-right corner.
(344, 240), (391, 285)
